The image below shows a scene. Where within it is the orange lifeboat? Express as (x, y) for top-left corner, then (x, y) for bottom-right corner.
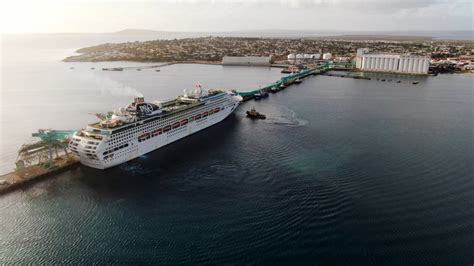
(138, 132), (150, 142)
(151, 128), (162, 137)
(172, 122), (180, 129)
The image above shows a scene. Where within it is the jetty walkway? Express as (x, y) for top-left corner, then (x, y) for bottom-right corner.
(236, 62), (349, 100)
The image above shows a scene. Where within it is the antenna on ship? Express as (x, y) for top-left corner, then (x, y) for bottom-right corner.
(194, 83), (203, 97)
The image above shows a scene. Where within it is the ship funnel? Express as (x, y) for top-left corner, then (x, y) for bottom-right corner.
(134, 96), (145, 103)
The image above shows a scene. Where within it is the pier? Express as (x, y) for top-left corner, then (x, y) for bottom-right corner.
(102, 61), (222, 71)
(236, 62), (338, 101)
(0, 129), (78, 196)
(0, 155), (79, 196)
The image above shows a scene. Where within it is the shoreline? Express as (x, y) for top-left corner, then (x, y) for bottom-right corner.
(65, 60), (473, 75)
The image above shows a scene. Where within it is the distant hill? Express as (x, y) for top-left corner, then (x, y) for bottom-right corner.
(113, 29), (165, 35)
(109, 29), (473, 41)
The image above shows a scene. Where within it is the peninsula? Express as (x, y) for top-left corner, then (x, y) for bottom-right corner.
(63, 36), (474, 63)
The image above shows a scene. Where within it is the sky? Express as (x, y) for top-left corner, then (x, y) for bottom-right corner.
(0, 0), (472, 33)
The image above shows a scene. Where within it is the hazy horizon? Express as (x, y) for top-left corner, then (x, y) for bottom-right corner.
(0, 0), (472, 34)
(2, 28), (474, 35)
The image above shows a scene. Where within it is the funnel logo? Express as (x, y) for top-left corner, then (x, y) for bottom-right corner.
(138, 104), (154, 114)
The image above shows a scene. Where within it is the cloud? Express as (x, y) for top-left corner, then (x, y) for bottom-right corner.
(1, 0), (470, 33)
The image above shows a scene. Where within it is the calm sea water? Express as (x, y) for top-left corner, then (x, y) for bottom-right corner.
(0, 34), (473, 264)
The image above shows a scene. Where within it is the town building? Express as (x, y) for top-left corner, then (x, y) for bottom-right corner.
(323, 53), (332, 60)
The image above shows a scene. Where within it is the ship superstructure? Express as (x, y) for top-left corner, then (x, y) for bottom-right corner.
(70, 86), (242, 169)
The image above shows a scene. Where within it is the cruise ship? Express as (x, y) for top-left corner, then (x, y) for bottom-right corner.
(70, 86), (242, 169)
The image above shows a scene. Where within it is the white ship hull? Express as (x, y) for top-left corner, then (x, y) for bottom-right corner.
(70, 92), (240, 169)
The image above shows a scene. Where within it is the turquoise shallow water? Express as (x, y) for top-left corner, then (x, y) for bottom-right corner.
(1, 34), (473, 264)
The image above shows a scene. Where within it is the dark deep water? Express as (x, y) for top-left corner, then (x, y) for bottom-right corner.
(1, 74), (473, 265)
(1, 35), (474, 264)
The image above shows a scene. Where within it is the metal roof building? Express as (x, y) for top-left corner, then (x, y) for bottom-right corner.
(222, 56), (272, 66)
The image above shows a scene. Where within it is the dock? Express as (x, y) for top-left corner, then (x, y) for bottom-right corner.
(0, 129), (79, 196)
(102, 61), (222, 71)
(0, 155), (79, 196)
(236, 62), (338, 101)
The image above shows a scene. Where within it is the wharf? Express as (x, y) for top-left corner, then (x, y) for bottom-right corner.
(321, 72), (371, 80)
(103, 61), (222, 71)
(0, 155), (79, 196)
(236, 62), (333, 101)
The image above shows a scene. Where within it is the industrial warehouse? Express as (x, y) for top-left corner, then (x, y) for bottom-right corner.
(355, 48), (430, 74)
(222, 56), (272, 66)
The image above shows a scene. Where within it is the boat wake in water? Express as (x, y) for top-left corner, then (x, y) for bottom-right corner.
(265, 105), (308, 127)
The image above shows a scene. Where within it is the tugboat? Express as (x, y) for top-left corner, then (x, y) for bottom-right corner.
(246, 107), (266, 119)
(294, 78), (303, 84)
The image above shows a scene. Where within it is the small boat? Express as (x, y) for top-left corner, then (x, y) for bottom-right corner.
(279, 84), (286, 89)
(90, 67), (95, 70)
(155, 69), (161, 72)
(137, 68), (142, 71)
(254, 90), (268, 100)
(294, 78), (303, 84)
(102, 67), (123, 71)
(246, 107), (266, 119)
(412, 81), (419, 85)
(270, 86), (279, 93)
(381, 79), (386, 82)
(396, 80), (401, 83)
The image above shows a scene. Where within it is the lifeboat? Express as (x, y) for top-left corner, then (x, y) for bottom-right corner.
(163, 125), (171, 132)
(151, 128), (162, 137)
(138, 133), (150, 142)
(181, 119), (188, 125)
(195, 114), (201, 120)
(214, 107), (220, 113)
(172, 122), (180, 129)
(202, 112), (208, 117)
